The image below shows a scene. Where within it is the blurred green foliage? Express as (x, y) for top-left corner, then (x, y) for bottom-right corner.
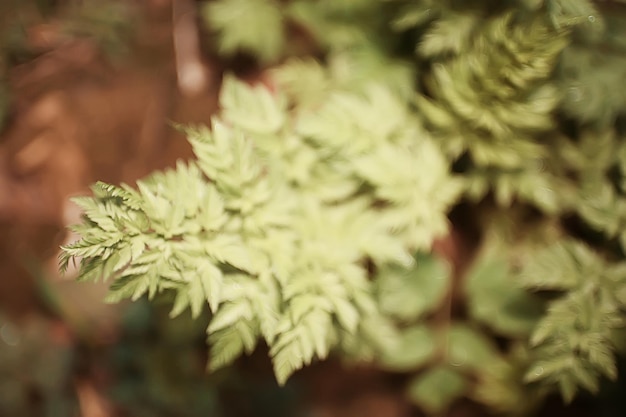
(196, 2), (626, 411)
(107, 300), (222, 417)
(108, 298), (300, 417)
(0, 314), (77, 417)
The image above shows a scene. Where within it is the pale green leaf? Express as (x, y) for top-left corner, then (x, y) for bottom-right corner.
(209, 326), (247, 371)
(220, 74), (286, 134)
(105, 275), (147, 304)
(271, 331), (307, 386)
(207, 301), (253, 334)
(198, 261), (224, 312)
(170, 286), (191, 318)
(188, 273), (206, 319)
(331, 297), (359, 334)
(203, 0), (286, 63)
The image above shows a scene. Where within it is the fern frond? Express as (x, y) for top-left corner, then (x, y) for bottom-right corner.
(61, 74), (460, 385)
(202, 0), (286, 63)
(520, 239), (626, 401)
(418, 10), (567, 166)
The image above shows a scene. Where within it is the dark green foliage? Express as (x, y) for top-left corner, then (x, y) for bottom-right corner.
(406, 5), (569, 212)
(107, 300), (223, 417)
(465, 247), (544, 336)
(0, 315), (77, 417)
(521, 240), (626, 401)
(407, 365), (467, 415)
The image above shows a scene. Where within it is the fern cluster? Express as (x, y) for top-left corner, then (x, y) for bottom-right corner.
(61, 75), (460, 385)
(204, 0), (393, 62)
(60, 0), (626, 414)
(398, 5), (567, 212)
(521, 240), (626, 401)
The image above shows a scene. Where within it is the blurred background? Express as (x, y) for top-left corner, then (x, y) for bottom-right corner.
(0, 1), (625, 416)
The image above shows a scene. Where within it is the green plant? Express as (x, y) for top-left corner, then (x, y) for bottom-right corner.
(61, 72), (460, 385)
(62, 0), (626, 415)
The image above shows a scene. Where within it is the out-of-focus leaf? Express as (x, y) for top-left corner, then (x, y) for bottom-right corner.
(447, 324), (502, 371)
(465, 254), (543, 336)
(378, 325), (436, 371)
(407, 366), (467, 414)
(377, 253), (451, 321)
(202, 0), (285, 63)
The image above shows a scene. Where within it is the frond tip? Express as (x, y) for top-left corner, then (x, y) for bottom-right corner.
(520, 240), (626, 401)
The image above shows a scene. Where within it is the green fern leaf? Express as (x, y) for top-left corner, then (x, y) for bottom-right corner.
(202, 0), (285, 63)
